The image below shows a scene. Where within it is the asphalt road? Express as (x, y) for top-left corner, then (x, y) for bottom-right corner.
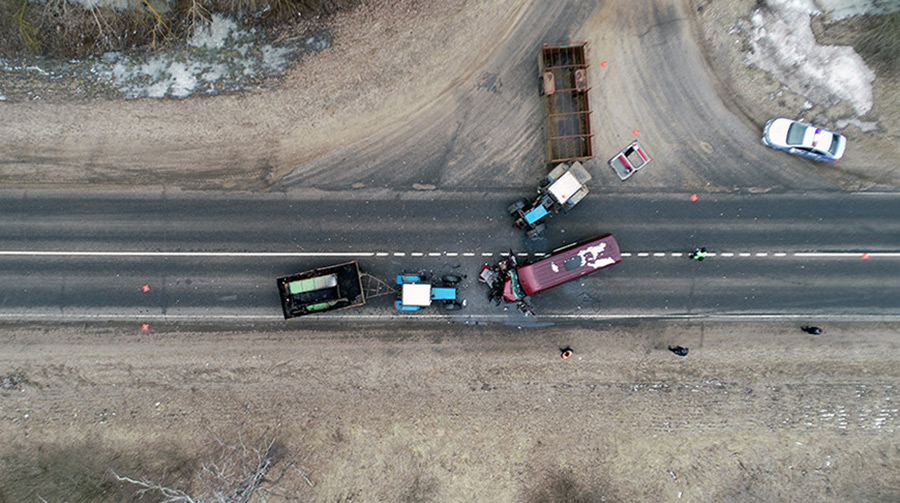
(1, 189), (898, 322)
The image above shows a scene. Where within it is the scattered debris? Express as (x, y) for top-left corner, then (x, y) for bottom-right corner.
(1, 372), (27, 390)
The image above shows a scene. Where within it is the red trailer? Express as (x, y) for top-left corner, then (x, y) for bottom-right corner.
(502, 234), (621, 302)
(539, 41), (594, 163)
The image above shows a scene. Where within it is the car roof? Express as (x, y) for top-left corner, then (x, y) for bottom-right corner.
(548, 171), (583, 205)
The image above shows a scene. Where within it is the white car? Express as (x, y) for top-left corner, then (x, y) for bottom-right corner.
(762, 118), (846, 162)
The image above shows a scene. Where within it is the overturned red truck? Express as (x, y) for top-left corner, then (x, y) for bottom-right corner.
(480, 234), (621, 308)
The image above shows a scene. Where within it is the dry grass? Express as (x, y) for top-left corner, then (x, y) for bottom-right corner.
(14, 2), (41, 54)
(0, 436), (195, 503)
(0, 0), (359, 59)
(0, 322), (899, 501)
(856, 12), (900, 76)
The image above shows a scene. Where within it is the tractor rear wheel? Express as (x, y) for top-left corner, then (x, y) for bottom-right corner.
(507, 199), (527, 216)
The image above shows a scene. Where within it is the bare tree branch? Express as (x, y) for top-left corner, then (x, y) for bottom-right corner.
(111, 471), (199, 503)
(113, 435), (299, 503)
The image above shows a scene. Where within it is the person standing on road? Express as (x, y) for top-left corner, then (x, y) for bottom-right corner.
(690, 248), (708, 261)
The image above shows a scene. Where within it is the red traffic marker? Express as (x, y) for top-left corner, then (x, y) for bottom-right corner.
(141, 324), (150, 331)
(600, 60), (608, 67)
(690, 194), (699, 202)
(632, 128), (640, 136)
(861, 253), (871, 260)
(141, 284), (151, 292)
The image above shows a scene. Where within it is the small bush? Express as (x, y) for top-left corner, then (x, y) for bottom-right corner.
(526, 468), (614, 503)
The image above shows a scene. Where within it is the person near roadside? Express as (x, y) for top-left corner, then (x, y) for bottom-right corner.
(668, 345), (689, 357)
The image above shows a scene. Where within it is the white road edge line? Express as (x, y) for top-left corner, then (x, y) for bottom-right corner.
(2, 313), (898, 322)
(1, 251), (899, 258)
(0, 251), (375, 257)
(795, 252), (900, 257)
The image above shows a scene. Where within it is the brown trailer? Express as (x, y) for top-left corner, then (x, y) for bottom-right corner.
(539, 41), (594, 163)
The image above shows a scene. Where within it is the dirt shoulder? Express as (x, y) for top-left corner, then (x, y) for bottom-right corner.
(1, 321), (897, 501)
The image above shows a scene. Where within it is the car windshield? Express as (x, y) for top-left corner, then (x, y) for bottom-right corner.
(508, 270), (525, 300)
(827, 135), (842, 156)
(786, 122), (808, 145)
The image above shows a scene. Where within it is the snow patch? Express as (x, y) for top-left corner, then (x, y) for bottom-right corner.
(90, 14), (315, 99)
(189, 14), (238, 49)
(580, 243), (617, 270)
(4, 11), (332, 100)
(745, 0), (876, 115)
(817, 0), (900, 20)
(835, 117), (880, 132)
(29, 0), (172, 12)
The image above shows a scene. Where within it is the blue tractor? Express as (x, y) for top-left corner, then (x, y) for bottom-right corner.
(509, 161), (592, 238)
(395, 274), (463, 311)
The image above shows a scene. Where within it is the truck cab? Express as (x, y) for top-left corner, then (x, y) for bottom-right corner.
(509, 161), (592, 237)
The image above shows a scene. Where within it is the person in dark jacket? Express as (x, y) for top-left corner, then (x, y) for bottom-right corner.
(668, 345), (689, 357)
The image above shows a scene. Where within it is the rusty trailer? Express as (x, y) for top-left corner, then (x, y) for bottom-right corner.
(539, 41), (594, 163)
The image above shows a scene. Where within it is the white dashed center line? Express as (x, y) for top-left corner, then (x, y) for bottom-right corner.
(0, 251), (897, 259)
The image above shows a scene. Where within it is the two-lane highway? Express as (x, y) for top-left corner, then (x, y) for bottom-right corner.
(1, 189), (898, 322)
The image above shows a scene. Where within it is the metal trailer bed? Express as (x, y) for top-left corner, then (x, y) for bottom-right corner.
(539, 42), (594, 163)
(276, 261), (366, 319)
